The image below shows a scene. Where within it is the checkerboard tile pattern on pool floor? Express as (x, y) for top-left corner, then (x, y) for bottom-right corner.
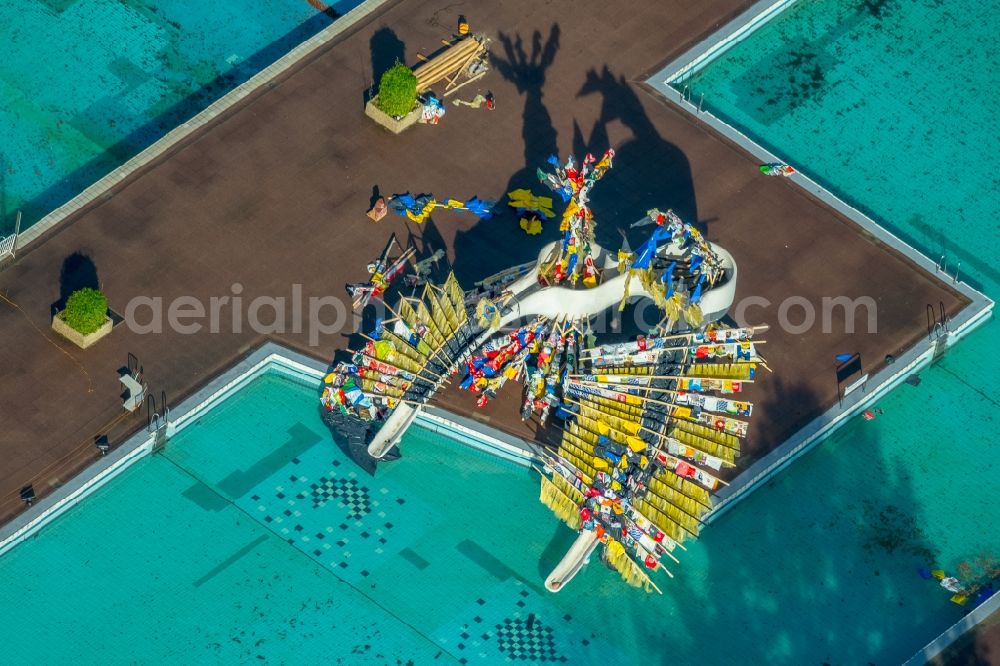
(433, 579), (615, 664)
(236, 445), (440, 585)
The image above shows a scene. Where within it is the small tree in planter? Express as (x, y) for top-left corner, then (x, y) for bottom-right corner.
(52, 287), (113, 349)
(366, 61), (421, 133)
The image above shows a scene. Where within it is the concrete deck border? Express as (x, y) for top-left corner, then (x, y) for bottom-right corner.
(904, 587), (1000, 665)
(655, 0), (799, 85)
(642, 4), (997, 656)
(0, 341), (547, 559)
(644, 0), (994, 522)
(417, 407), (543, 468)
(12, 0), (393, 250)
(0, 342), (325, 557)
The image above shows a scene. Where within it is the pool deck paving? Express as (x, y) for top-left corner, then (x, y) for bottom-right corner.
(0, 0), (968, 522)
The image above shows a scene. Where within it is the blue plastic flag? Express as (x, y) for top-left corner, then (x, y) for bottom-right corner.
(690, 253), (704, 272)
(465, 196), (495, 220)
(660, 260), (676, 284)
(691, 274), (705, 304)
(632, 244), (655, 270)
(633, 227), (668, 270)
(387, 194), (410, 216)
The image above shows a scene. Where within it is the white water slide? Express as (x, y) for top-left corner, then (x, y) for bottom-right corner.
(368, 402), (419, 458)
(369, 238), (738, 459)
(496, 238), (737, 328)
(544, 529), (601, 592)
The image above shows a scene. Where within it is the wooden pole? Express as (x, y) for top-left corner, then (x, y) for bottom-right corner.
(442, 70), (486, 97)
(568, 372), (755, 385)
(568, 416), (731, 490)
(378, 297), (455, 372)
(444, 44), (484, 90)
(358, 332), (448, 383)
(580, 325), (769, 356)
(566, 377), (754, 412)
(361, 393), (426, 408)
(536, 446), (691, 558)
(562, 396), (740, 460)
(638, 562), (664, 594)
(583, 338), (768, 358)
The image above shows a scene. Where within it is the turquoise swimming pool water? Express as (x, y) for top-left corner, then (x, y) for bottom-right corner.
(676, 0), (1000, 273)
(2, 369), (995, 664)
(669, 0), (1000, 655)
(0, 0), (354, 233)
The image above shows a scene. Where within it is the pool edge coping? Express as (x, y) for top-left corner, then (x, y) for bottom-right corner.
(11, 0), (394, 250)
(646, 1), (998, 660)
(5, 339), (998, 663)
(646, 0), (994, 516)
(0, 342), (544, 557)
(0, 342), (326, 556)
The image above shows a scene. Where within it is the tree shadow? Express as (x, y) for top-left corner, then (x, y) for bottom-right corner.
(595, 378), (955, 664)
(575, 66), (701, 248)
(51, 252), (99, 315)
(929, 623), (995, 666)
(744, 373), (826, 466)
(369, 27), (406, 97)
(424, 379), (960, 663)
(449, 24), (562, 285)
(403, 215), (451, 283)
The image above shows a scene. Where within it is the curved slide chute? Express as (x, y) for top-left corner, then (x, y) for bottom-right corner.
(544, 529), (600, 592)
(495, 239), (737, 328)
(368, 402), (420, 459)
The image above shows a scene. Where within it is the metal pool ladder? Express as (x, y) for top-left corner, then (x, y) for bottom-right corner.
(146, 390), (170, 452)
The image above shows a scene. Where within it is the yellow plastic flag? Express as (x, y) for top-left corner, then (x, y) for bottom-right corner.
(397, 297), (418, 329)
(423, 285), (453, 339)
(444, 272), (468, 324)
(626, 435), (646, 453)
(520, 216), (543, 235)
(413, 298), (445, 349)
(373, 340), (396, 361)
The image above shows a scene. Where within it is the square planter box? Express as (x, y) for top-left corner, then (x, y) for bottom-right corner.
(365, 98), (421, 134)
(52, 313), (113, 349)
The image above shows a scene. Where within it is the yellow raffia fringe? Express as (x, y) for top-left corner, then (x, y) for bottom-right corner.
(604, 539), (654, 592)
(684, 303), (704, 328)
(690, 362), (756, 380)
(539, 477), (582, 530)
(618, 271), (634, 311)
